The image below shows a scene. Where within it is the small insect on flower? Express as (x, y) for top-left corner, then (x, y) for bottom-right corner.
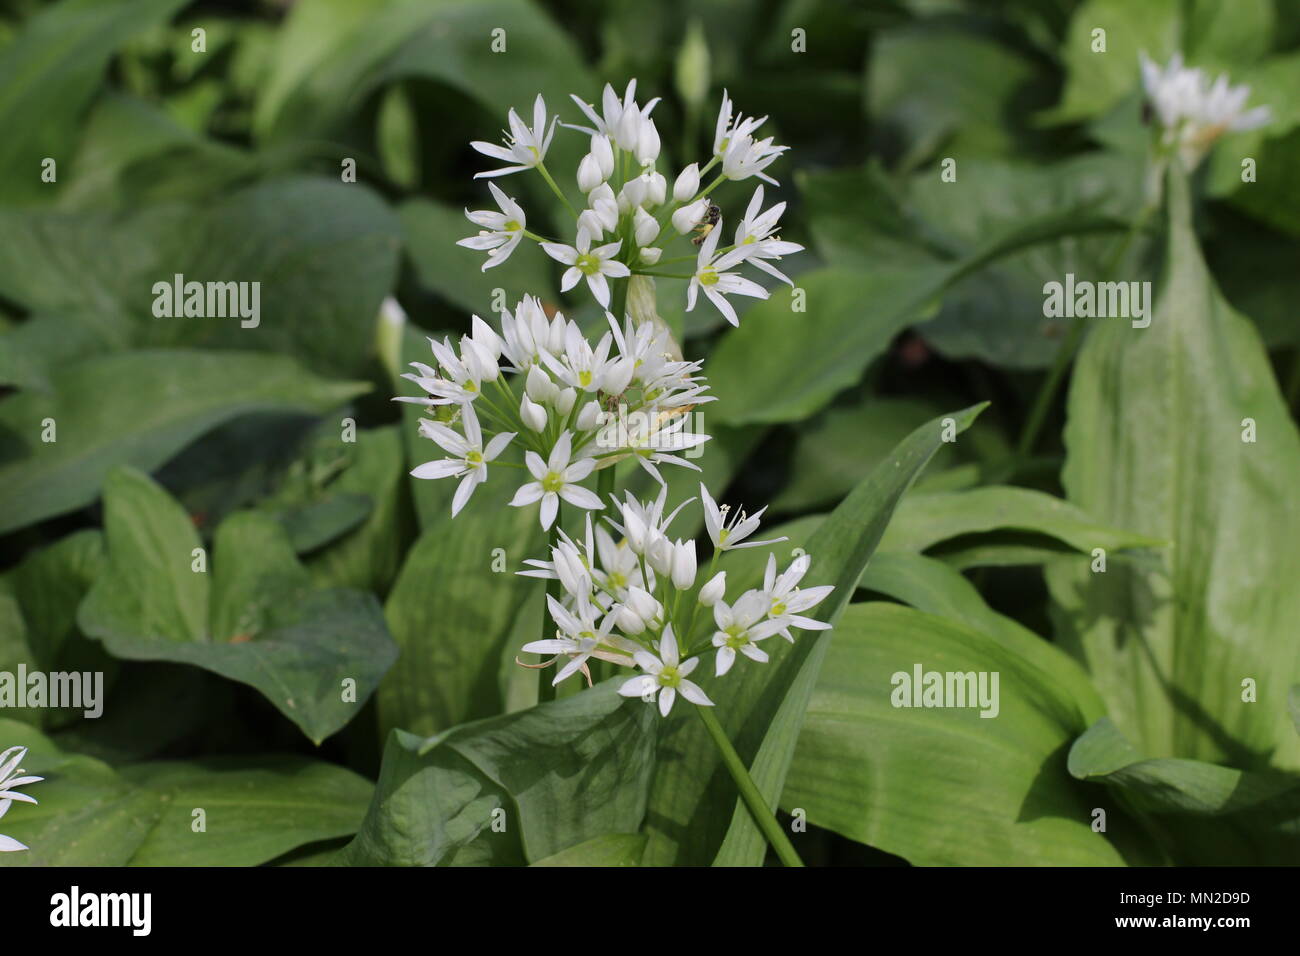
(691, 203), (722, 247)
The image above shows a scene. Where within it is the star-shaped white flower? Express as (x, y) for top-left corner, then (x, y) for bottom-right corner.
(685, 219), (768, 327)
(470, 94), (558, 178)
(732, 185), (804, 286)
(617, 627), (713, 716)
(699, 483), (786, 552)
(411, 404), (515, 516)
(509, 431), (603, 529)
(762, 553), (835, 641)
(1139, 52), (1271, 168)
(541, 229), (631, 308)
(457, 182), (528, 270)
(711, 590), (785, 675)
(0, 745), (42, 853)
(521, 595), (633, 685)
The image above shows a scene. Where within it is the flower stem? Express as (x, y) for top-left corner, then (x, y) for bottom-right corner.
(695, 706), (804, 867)
(536, 161), (577, 218)
(538, 506), (563, 704)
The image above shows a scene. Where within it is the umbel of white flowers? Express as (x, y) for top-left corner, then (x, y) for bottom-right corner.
(396, 295), (713, 528)
(1139, 51), (1271, 170)
(0, 745), (42, 852)
(517, 484), (833, 717)
(457, 81), (804, 327)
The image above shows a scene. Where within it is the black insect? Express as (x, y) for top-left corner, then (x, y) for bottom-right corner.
(691, 203), (722, 246)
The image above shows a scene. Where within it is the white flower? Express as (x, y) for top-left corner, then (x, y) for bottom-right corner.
(411, 404), (515, 516)
(541, 229), (631, 308)
(509, 431), (603, 529)
(456, 182), (527, 270)
(762, 554), (835, 641)
(721, 130), (787, 185)
(1139, 52), (1271, 168)
(711, 590), (785, 675)
(608, 487), (692, 555)
(617, 628), (713, 716)
(0, 745), (42, 853)
(733, 185), (804, 286)
(522, 595), (631, 685)
(500, 296), (566, 372)
(471, 94), (558, 178)
(686, 221), (769, 327)
(568, 80), (661, 152)
(616, 585), (663, 635)
(700, 483), (787, 551)
(540, 319), (631, 395)
(673, 163), (700, 202)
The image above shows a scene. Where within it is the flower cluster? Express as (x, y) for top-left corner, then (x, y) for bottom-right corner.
(1139, 52), (1271, 169)
(398, 296), (712, 527)
(518, 484), (833, 716)
(0, 745), (42, 852)
(457, 82), (803, 326)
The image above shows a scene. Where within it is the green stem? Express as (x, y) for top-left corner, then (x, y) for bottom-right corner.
(1285, 347), (1300, 412)
(695, 706), (804, 867)
(597, 462), (616, 507)
(536, 161), (577, 218)
(611, 275), (629, 323)
(538, 507), (563, 704)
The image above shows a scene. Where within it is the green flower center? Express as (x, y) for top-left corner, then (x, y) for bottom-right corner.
(466, 450), (484, 467)
(770, 600), (787, 617)
(504, 219), (522, 232)
(699, 268), (720, 287)
(607, 571), (627, 589)
(576, 253), (601, 275)
(724, 625), (748, 648)
(658, 665), (681, 688)
(541, 471), (565, 493)
(578, 370), (594, 387)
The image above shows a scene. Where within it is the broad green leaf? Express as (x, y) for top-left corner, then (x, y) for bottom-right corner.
(378, 479), (544, 738)
(78, 470), (397, 744)
(0, 718), (372, 866)
(868, 24), (1045, 163)
(707, 266), (948, 426)
(783, 602), (1131, 865)
(11, 529), (105, 665)
(0, 0), (189, 206)
(639, 404), (985, 865)
(255, 0), (593, 165)
(1069, 717), (1300, 864)
(879, 485), (1164, 556)
(1048, 166), (1300, 770)
(338, 680), (655, 865)
(121, 757), (373, 866)
(0, 177), (401, 376)
(530, 832), (645, 866)
(0, 349), (368, 534)
(773, 399), (965, 512)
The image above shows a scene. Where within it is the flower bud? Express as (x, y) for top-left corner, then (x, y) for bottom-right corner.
(672, 199), (708, 235)
(525, 364), (557, 403)
(577, 153), (604, 193)
(673, 163), (700, 201)
(621, 176), (647, 209)
(552, 543), (590, 598)
(577, 208), (605, 240)
(576, 400), (602, 431)
(521, 394), (547, 432)
(635, 119), (661, 166)
(633, 207), (658, 248)
(555, 387), (577, 416)
(647, 534), (674, 577)
(588, 182), (615, 208)
(644, 171), (667, 206)
(698, 571), (726, 607)
(590, 134), (614, 179)
(671, 539), (697, 590)
(615, 107), (642, 151)
(639, 246), (662, 265)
